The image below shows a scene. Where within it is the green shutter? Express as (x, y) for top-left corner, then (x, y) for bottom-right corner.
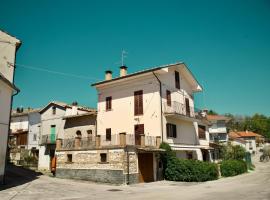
(50, 126), (56, 143)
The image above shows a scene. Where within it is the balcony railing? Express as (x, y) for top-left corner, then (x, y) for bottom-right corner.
(56, 134), (160, 150)
(163, 101), (195, 118)
(40, 134), (56, 145)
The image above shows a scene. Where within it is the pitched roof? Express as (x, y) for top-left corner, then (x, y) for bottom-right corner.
(62, 111), (97, 119)
(39, 101), (96, 114)
(0, 29), (21, 49)
(91, 62), (202, 92)
(229, 131), (258, 138)
(0, 72), (19, 92)
(206, 115), (231, 122)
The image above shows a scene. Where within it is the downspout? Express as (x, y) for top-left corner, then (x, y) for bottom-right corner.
(125, 146), (130, 185)
(152, 72), (164, 142)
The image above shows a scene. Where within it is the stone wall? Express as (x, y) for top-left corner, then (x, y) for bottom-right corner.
(56, 148), (139, 184)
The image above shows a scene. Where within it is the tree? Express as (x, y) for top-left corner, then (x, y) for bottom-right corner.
(208, 110), (218, 115)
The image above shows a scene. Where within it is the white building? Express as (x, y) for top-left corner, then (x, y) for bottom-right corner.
(207, 115), (230, 143)
(92, 62), (211, 161)
(9, 108), (41, 163)
(38, 101), (95, 171)
(0, 30), (21, 184)
(229, 131), (257, 154)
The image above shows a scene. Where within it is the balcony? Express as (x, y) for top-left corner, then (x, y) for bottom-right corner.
(163, 101), (195, 118)
(40, 134), (56, 145)
(56, 133), (161, 150)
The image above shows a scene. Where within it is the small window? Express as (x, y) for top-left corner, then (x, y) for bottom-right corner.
(186, 152), (193, 160)
(100, 153), (107, 163)
(67, 154), (72, 163)
(106, 96), (112, 111)
(134, 90), (143, 115)
(52, 106), (56, 115)
(175, 71), (180, 89)
(33, 134), (37, 141)
(166, 123), (177, 138)
(198, 125), (206, 140)
(76, 130), (82, 137)
(166, 90), (171, 106)
(106, 128), (111, 141)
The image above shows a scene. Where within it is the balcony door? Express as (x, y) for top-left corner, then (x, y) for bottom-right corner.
(135, 124), (144, 145)
(185, 98), (190, 117)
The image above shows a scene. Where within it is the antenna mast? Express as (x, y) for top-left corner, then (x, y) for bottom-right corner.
(121, 50), (128, 66)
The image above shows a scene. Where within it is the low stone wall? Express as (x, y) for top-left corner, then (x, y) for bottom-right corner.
(55, 148), (139, 184)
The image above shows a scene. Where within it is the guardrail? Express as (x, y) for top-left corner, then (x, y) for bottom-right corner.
(40, 134), (56, 145)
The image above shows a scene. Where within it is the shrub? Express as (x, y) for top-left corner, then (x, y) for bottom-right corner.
(220, 144), (246, 160)
(159, 142), (176, 174)
(165, 157), (219, 182)
(220, 160), (247, 177)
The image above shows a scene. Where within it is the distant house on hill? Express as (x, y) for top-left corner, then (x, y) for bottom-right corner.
(229, 131), (258, 153)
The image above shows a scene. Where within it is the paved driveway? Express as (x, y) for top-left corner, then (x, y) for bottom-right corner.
(1, 157), (270, 200)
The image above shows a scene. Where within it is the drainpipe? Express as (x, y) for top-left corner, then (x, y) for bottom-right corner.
(152, 72), (164, 143)
(125, 146), (130, 185)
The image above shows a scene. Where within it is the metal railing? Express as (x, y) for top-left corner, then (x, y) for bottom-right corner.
(163, 101), (195, 118)
(40, 134), (56, 145)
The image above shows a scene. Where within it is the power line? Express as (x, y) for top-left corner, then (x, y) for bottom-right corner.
(12, 63), (101, 81)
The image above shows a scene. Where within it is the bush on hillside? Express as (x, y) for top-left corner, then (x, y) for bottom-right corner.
(220, 160), (247, 177)
(165, 157), (219, 182)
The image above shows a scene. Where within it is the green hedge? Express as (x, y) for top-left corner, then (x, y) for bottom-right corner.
(220, 160), (247, 177)
(165, 157), (219, 182)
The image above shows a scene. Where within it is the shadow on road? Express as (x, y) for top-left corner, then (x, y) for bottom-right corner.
(0, 163), (42, 191)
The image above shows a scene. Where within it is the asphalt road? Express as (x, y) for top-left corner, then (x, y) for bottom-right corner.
(1, 156), (269, 200)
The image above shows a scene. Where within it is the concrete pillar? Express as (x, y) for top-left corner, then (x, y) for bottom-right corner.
(95, 135), (101, 147)
(56, 138), (62, 150)
(75, 137), (81, 149)
(119, 132), (126, 147)
(140, 134), (145, 147)
(156, 136), (161, 148)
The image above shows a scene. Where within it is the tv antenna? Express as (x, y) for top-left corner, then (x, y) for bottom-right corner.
(121, 50), (128, 66)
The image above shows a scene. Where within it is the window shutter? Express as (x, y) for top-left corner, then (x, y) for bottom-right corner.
(134, 90), (143, 115)
(175, 71), (180, 89)
(166, 90), (171, 106)
(106, 97), (112, 111)
(173, 124), (177, 138)
(166, 123), (169, 138)
(106, 128), (111, 141)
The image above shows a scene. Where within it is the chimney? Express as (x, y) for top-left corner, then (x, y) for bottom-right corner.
(105, 70), (112, 80)
(120, 66), (127, 77)
(71, 101), (78, 115)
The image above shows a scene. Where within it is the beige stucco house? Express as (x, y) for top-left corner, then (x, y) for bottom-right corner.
(60, 62), (211, 184)
(0, 30), (21, 184)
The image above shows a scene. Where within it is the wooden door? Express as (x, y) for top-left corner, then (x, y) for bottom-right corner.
(185, 98), (190, 117)
(50, 125), (56, 143)
(138, 153), (154, 183)
(134, 124), (144, 145)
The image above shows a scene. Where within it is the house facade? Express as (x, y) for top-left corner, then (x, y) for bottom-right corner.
(9, 108), (41, 164)
(207, 115), (230, 143)
(0, 30), (21, 184)
(38, 101), (94, 171)
(71, 62), (212, 184)
(229, 131), (257, 154)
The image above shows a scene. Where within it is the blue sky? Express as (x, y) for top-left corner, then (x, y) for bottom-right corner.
(1, 0), (270, 116)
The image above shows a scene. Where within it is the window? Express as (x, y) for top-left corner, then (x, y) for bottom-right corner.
(134, 90), (143, 115)
(100, 153), (107, 163)
(134, 124), (144, 145)
(106, 128), (111, 141)
(198, 125), (206, 140)
(166, 123), (177, 138)
(76, 130), (82, 137)
(106, 96), (112, 111)
(166, 90), (171, 106)
(52, 106), (56, 115)
(33, 134), (37, 141)
(67, 154), (72, 163)
(186, 152), (193, 160)
(175, 71), (180, 89)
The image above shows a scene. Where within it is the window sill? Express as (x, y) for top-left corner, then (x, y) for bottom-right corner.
(65, 162), (73, 164)
(105, 109), (112, 112)
(98, 162), (109, 164)
(134, 114), (144, 116)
